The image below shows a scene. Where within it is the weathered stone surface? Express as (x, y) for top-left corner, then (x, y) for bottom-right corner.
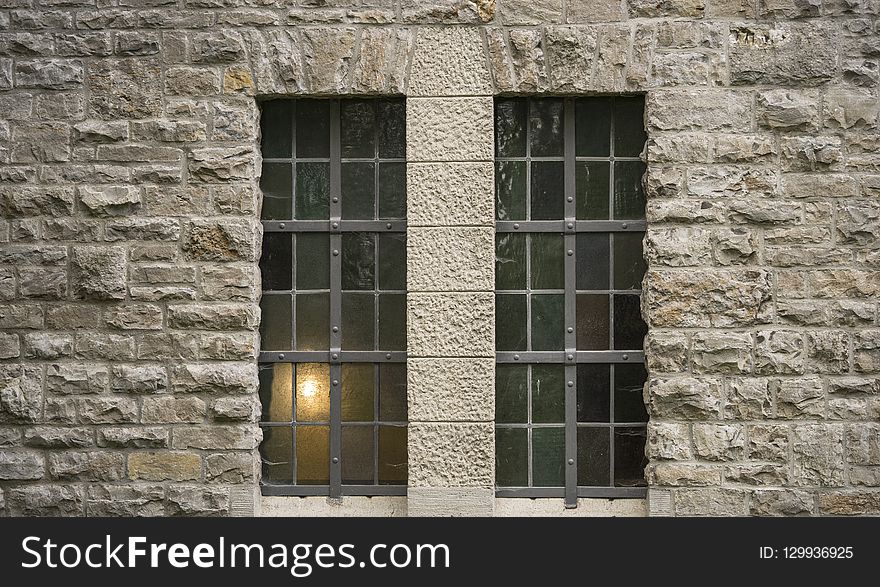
(647, 377), (723, 420)
(70, 246), (126, 300)
(646, 332), (689, 373)
(408, 227), (494, 291)
(78, 185), (141, 217)
(407, 98), (493, 161)
(0, 450), (44, 480)
(142, 397), (206, 424)
(691, 332), (752, 374)
(674, 488), (746, 516)
(409, 293), (493, 357)
(407, 163), (493, 226)
(77, 397), (138, 425)
(409, 423), (493, 487)
(87, 484), (164, 516)
(0, 364), (42, 423)
(754, 331), (803, 375)
(750, 489), (814, 516)
(756, 89), (820, 130)
(6, 485), (83, 516)
(97, 427), (167, 448)
(819, 491), (880, 515)
(88, 58), (161, 119)
(693, 424), (744, 461)
(183, 219), (256, 261)
(15, 59), (83, 89)
(205, 453), (254, 483)
(791, 424), (845, 487)
(171, 363), (256, 395)
(730, 23), (837, 86)
(129, 452), (201, 482)
(646, 422), (692, 460)
(647, 89), (751, 131)
(409, 27), (491, 96)
(166, 486), (229, 516)
(748, 424), (788, 462)
(408, 359), (494, 421)
(48, 451), (124, 481)
(171, 426), (260, 450)
(46, 364), (108, 395)
(211, 397), (259, 422)
(168, 304), (258, 330)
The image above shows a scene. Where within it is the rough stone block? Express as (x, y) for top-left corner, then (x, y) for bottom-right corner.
(747, 424), (788, 462)
(408, 293), (493, 357)
(88, 58), (162, 119)
(691, 332), (752, 374)
(129, 452), (201, 482)
(646, 422), (692, 460)
(171, 425), (261, 450)
(693, 423), (744, 461)
(15, 59), (83, 89)
(756, 89), (820, 130)
(408, 358), (494, 421)
(407, 163), (493, 226)
(171, 363), (256, 395)
(791, 424), (845, 487)
(647, 377), (723, 420)
(142, 397), (207, 424)
(6, 485), (83, 516)
(168, 304), (258, 330)
(77, 397), (138, 425)
(46, 364), (109, 395)
(48, 451), (124, 481)
(0, 364), (42, 424)
(166, 486), (229, 516)
(647, 89), (751, 131)
(409, 423), (493, 487)
(0, 450), (44, 480)
(729, 23), (837, 86)
(87, 484), (164, 517)
(408, 27), (492, 96)
(97, 427), (168, 448)
(407, 98), (493, 161)
(749, 489), (814, 516)
(71, 246), (126, 301)
(754, 331), (803, 375)
(674, 488), (746, 516)
(205, 453), (255, 483)
(407, 227), (494, 291)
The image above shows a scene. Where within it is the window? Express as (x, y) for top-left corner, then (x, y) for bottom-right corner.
(257, 99), (408, 497)
(493, 97), (649, 506)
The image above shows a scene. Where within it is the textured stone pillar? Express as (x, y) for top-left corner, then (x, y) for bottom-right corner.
(405, 27), (496, 516)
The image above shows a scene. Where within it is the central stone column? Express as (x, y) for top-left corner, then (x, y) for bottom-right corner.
(406, 27), (496, 516)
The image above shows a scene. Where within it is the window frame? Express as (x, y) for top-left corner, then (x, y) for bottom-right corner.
(493, 96), (648, 506)
(258, 98), (408, 498)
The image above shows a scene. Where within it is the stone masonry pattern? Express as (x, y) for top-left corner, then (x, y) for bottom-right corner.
(0, 0), (879, 517)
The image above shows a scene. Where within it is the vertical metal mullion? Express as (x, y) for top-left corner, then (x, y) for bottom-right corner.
(563, 98), (577, 509)
(329, 100), (343, 498)
(608, 99), (616, 490)
(374, 364), (380, 485)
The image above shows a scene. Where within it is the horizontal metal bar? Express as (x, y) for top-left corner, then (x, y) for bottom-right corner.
(260, 421), (408, 427)
(259, 351), (407, 363)
(495, 487), (647, 499)
(261, 157), (406, 164)
(495, 487), (563, 498)
(496, 220), (646, 233)
(496, 422), (648, 429)
(495, 351), (645, 363)
(261, 484), (407, 497)
(494, 156), (643, 163)
(262, 220), (406, 232)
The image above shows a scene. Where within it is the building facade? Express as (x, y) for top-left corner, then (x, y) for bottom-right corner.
(1, 0), (879, 517)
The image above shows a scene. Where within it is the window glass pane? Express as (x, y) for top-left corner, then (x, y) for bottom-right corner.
(260, 233), (292, 291)
(341, 100), (375, 158)
(495, 98), (527, 157)
(496, 161), (526, 221)
(342, 426), (374, 484)
(379, 364), (406, 421)
(295, 162), (329, 220)
(378, 162), (406, 219)
(342, 232), (375, 291)
(531, 294), (564, 351)
(530, 233), (564, 290)
(342, 363), (374, 422)
(613, 161), (646, 220)
(615, 364), (648, 423)
(532, 427), (564, 487)
(576, 233), (610, 290)
(531, 365), (564, 424)
(260, 162), (292, 220)
(614, 97), (647, 158)
(529, 98), (564, 157)
(378, 425), (407, 484)
(378, 234), (405, 291)
(259, 362), (293, 423)
(295, 293), (329, 351)
(259, 294), (292, 351)
(614, 427), (647, 487)
(296, 363), (329, 422)
(296, 425), (329, 484)
(296, 100), (331, 158)
(577, 427), (610, 486)
(530, 161), (564, 220)
(576, 294), (610, 350)
(496, 294), (527, 351)
(576, 364), (610, 423)
(342, 293), (374, 350)
(260, 426), (292, 484)
(496, 428), (527, 486)
(575, 161), (610, 220)
(296, 233), (329, 290)
(378, 100), (405, 158)
(575, 97), (611, 157)
(341, 162), (375, 220)
(260, 100), (292, 158)
(378, 294), (405, 351)
(613, 294), (646, 350)
(496, 365), (527, 424)
(495, 233), (526, 291)
(613, 233), (646, 290)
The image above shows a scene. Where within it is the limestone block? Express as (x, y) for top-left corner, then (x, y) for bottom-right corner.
(48, 451), (125, 482)
(408, 27), (492, 96)
(408, 358), (494, 421)
(647, 377), (723, 420)
(407, 98), (493, 161)
(407, 227), (494, 291)
(408, 292), (493, 357)
(46, 364), (109, 395)
(729, 23), (837, 85)
(88, 58), (161, 118)
(791, 424), (845, 487)
(0, 450), (44, 480)
(87, 484), (164, 516)
(97, 427), (168, 448)
(6, 485), (83, 516)
(129, 452), (201, 482)
(408, 422), (494, 487)
(142, 397), (207, 424)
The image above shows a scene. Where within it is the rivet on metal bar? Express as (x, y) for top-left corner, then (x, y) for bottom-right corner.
(332, 380), (338, 386)
(513, 223), (520, 230)
(386, 223), (392, 229)
(385, 353), (392, 360)
(332, 457), (339, 464)
(568, 459), (574, 465)
(332, 222), (339, 229)
(567, 327), (573, 333)
(279, 223), (285, 229)
(567, 250), (573, 256)
(622, 354), (629, 360)
(567, 354), (574, 361)
(278, 353), (285, 360)
(513, 354), (520, 361)
(331, 353), (338, 360)
(332, 197), (339, 203)
(621, 223), (628, 229)
(332, 250), (339, 256)
(567, 381), (574, 387)
(332, 326), (339, 333)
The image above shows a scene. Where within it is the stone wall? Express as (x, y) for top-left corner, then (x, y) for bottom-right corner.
(0, 0), (878, 516)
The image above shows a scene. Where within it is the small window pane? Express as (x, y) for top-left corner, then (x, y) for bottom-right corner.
(260, 162), (292, 220)
(530, 161), (564, 220)
(529, 99), (564, 157)
(532, 427), (564, 487)
(378, 162), (406, 219)
(613, 294), (646, 350)
(576, 233), (610, 290)
(342, 426), (374, 484)
(296, 426), (329, 485)
(296, 100), (331, 158)
(496, 428), (527, 486)
(576, 294), (610, 350)
(530, 233), (564, 290)
(613, 232), (646, 290)
(341, 100), (376, 158)
(295, 293), (329, 351)
(378, 294), (405, 351)
(342, 232), (375, 291)
(296, 363), (330, 422)
(577, 427), (610, 486)
(259, 294), (292, 351)
(260, 426), (292, 484)
(531, 294), (564, 351)
(342, 293), (375, 350)
(342, 363), (374, 422)
(575, 161), (610, 220)
(495, 99), (527, 157)
(496, 365), (527, 424)
(259, 362), (293, 423)
(378, 100), (405, 158)
(378, 425), (407, 484)
(614, 427), (647, 487)
(296, 233), (329, 290)
(342, 162), (375, 220)
(614, 97), (647, 158)
(378, 234), (405, 291)
(575, 98), (611, 157)
(379, 364), (406, 421)
(531, 365), (564, 424)
(295, 162), (330, 220)
(260, 100), (292, 158)
(577, 364), (610, 423)
(260, 233), (292, 291)
(615, 364), (648, 423)
(613, 161), (646, 220)
(496, 161), (526, 221)
(496, 294), (527, 351)
(495, 233), (526, 291)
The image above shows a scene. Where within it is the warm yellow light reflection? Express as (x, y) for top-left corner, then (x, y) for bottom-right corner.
(301, 378), (317, 398)
(296, 363), (330, 421)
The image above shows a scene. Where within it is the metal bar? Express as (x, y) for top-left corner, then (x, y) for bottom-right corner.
(494, 156), (641, 163)
(494, 486), (646, 499)
(260, 351), (407, 363)
(263, 220), (406, 232)
(495, 220), (645, 233)
(260, 485), (408, 497)
(563, 97), (577, 509)
(328, 99), (343, 499)
(495, 351), (644, 363)
(497, 422), (648, 429)
(262, 157), (406, 164)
